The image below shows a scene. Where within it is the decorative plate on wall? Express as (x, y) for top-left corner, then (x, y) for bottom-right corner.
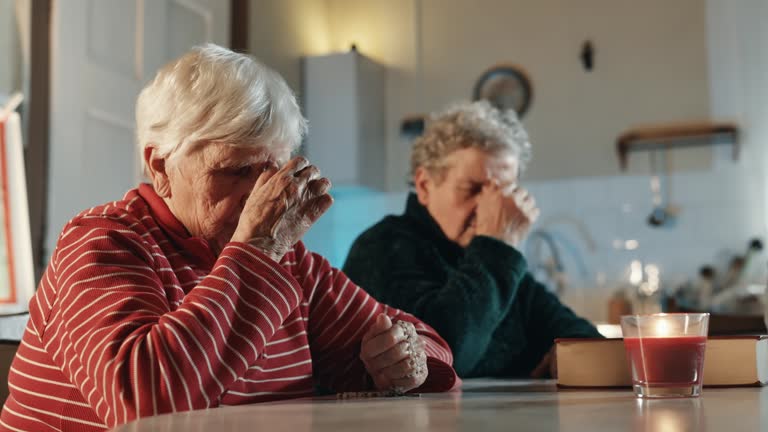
(473, 64), (533, 117)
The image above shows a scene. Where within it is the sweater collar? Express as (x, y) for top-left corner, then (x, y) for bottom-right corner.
(404, 193), (464, 255)
(138, 183), (217, 268)
(138, 183), (190, 238)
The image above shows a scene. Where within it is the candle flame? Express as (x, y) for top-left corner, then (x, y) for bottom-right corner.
(654, 318), (672, 337)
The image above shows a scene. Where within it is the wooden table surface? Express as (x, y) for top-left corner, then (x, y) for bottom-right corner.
(111, 379), (767, 431)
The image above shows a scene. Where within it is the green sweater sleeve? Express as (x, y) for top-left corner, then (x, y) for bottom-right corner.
(343, 233), (527, 376)
(516, 274), (603, 366)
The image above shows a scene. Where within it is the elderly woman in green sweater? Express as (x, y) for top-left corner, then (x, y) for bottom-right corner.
(343, 101), (601, 378)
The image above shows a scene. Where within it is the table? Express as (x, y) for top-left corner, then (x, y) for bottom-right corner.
(0, 313), (28, 340)
(111, 379), (767, 431)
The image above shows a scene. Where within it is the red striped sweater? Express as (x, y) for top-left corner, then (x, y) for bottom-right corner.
(0, 185), (458, 431)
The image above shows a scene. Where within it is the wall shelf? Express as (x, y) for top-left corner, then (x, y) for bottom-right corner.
(616, 121), (739, 171)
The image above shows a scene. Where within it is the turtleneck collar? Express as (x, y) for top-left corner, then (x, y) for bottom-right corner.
(137, 183), (217, 269)
(403, 192), (464, 256)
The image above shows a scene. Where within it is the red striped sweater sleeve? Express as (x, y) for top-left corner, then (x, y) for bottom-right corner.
(45, 216), (302, 427)
(296, 242), (459, 393)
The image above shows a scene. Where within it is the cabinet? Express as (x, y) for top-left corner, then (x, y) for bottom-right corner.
(302, 50), (386, 190)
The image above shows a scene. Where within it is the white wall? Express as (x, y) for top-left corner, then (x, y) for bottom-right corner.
(706, 0), (768, 235)
(0, 0), (22, 96)
(249, 1), (713, 189)
(324, 0), (713, 188)
(248, 0), (330, 92)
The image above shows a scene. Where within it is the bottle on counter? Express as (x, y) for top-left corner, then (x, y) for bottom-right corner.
(608, 288), (633, 324)
(696, 266), (716, 310)
(711, 238), (766, 314)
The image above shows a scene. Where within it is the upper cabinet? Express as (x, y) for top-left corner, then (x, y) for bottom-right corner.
(302, 50), (386, 190)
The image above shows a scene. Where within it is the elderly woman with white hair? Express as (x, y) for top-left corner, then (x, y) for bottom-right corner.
(343, 101), (601, 379)
(0, 45), (457, 432)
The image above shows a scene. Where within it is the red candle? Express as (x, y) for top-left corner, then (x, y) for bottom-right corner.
(623, 336), (707, 386)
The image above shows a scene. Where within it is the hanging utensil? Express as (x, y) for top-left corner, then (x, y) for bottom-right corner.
(647, 148), (679, 227)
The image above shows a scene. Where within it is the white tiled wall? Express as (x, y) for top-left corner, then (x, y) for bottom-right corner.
(302, 186), (408, 266)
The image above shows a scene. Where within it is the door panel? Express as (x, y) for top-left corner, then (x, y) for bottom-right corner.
(47, 0), (230, 260)
(87, 0), (138, 78)
(168, 0), (211, 59)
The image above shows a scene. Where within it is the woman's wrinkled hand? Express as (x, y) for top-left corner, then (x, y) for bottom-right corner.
(359, 314), (428, 393)
(231, 156), (333, 262)
(475, 182), (539, 247)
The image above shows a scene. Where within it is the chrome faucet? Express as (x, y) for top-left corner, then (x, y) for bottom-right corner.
(525, 217), (596, 296)
(526, 229), (567, 296)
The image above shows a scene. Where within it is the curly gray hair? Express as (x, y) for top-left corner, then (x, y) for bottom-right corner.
(410, 100), (532, 181)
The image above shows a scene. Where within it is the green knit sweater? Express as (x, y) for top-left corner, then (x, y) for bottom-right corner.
(342, 194), (602, 378)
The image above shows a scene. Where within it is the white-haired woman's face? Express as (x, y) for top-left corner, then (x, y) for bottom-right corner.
(164, 142), (290, 255)
(415, 147), (518, 247)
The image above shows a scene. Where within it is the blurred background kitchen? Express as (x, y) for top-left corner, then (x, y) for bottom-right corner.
(2, 0), (768, 333)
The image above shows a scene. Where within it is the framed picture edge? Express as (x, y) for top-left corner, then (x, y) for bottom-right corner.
(0, 112), (34, 314)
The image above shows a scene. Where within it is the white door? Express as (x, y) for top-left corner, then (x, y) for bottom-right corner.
(47, 0), (229, 259)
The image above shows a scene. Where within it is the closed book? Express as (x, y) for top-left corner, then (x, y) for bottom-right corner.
(555, 335), (767, 388)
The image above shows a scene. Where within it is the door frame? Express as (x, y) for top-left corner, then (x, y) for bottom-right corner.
(27, 0), (51, 281)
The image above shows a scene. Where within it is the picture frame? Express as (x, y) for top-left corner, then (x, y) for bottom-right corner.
(0, 111), (34, 314)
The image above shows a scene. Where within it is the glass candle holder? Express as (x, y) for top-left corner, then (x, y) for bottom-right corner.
(620, 313), (709, 398)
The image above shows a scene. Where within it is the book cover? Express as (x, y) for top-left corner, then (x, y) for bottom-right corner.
(555, 336), (767, 388)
